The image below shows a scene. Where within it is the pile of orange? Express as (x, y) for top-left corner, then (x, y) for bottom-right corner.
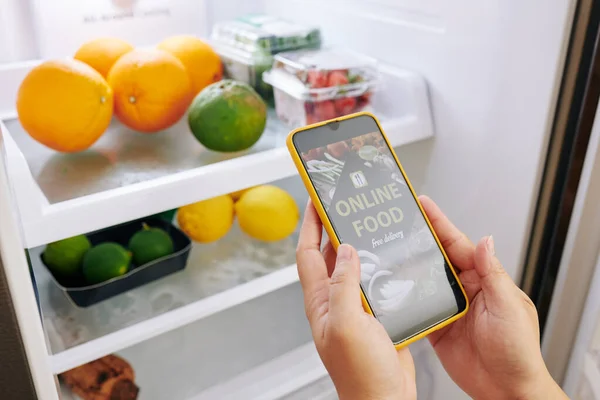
(17, 35), (222, 152)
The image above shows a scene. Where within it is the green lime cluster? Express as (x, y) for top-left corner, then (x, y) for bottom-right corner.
(43, 223), (174, 285)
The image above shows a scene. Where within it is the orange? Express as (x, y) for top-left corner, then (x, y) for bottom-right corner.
(17, 59), (113, 153)
(107, 49), (194, 133)
(74, 37), (134, 78)
(157, 35), (222, 95)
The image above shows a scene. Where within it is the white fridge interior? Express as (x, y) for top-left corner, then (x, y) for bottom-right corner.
(0, 0), (578, 399)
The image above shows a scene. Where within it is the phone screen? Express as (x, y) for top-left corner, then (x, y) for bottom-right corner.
(293, 115), (467, 344)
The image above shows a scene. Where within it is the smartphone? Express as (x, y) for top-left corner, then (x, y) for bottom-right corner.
(287, 112), (468, 348)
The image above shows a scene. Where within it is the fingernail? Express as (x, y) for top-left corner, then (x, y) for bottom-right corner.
(337, 244), (352, 262)
(486, 235), (495, 256)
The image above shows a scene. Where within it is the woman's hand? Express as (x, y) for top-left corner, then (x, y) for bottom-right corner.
(296, 200), (416, 400)
(420, 196), (568, 400)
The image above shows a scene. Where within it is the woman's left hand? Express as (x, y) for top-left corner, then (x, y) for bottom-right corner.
(296, 200), (416, 400)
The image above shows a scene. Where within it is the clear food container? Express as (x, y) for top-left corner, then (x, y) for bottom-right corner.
(210, 15), (322, 103)
(262, 48), (379, 128)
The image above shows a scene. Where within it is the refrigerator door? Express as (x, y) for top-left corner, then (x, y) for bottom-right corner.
(562, 253), (600, 399)
(522, 0), (600, 337)
(543, 91), (600, 384)
(0, 126), (57, 398)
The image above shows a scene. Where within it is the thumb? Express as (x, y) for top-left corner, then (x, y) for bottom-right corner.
(474, 236), (517, 317)
(329, 244), (363, 317)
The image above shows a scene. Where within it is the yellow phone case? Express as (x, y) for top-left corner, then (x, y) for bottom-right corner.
(286, 111), (469, 349)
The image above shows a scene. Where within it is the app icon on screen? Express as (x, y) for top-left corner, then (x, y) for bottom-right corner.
(350, 171), (368, 188)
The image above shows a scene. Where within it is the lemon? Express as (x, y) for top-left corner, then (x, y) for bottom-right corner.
(229, 187), (254, 202)
(177, 195), (234, 243)
(235, 185), (300, 242)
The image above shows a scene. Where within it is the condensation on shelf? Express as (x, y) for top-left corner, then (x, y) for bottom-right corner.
(5, 111), (288, 205)
(31, 177), (303, 355)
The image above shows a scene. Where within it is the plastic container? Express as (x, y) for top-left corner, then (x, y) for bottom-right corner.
(263, 48), (379, 128)
(39, 217), (191, 307)
(210, 14), (321, 103)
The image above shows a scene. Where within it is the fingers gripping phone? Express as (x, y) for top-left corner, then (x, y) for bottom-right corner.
(287, 112), (468, 348)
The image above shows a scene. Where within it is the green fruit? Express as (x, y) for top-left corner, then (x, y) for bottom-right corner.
(188, 79), (267, 152)
(82, 243), (131, 285)
(128, 223), (174, 265)
(43, 235), (91, 277)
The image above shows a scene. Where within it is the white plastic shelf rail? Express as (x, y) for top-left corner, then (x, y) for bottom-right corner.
(50, 265), (300, 374)
(0, 61), (434, 248)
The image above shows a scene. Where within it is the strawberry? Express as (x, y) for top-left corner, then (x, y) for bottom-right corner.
(314, 100), (337, 121)
(356, 98), (368, 110)
(307, 71), (329, 88)
(359, 92), (372, 102)
(328, 70), (349, 86)
(334, 97), (357, 115)
(304, 101), (315, 114)
(306, 114), (319, 125)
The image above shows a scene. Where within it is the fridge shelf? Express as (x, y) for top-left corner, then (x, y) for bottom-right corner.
(49, 266), (299, 375)
(58, 320), (437, 400)
(59, 283), (317, 399)
(0, 61), (434, 249)
(31, 178), (303, 374)
(192, 343), (329, 400)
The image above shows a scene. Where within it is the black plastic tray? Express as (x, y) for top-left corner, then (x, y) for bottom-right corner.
(41, 217), (191, 308)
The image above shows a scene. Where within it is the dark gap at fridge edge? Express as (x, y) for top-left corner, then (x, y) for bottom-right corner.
(522, 0), (600, 336)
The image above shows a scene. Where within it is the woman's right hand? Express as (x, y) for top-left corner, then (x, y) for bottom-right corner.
(420, 196), (568, 400)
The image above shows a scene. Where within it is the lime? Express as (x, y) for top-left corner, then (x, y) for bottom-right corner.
(43, 235), (91, 277)
(128, 223), (175, 265)
(188, 80), (267, 152)
(82, 243), (131, 285)
(358, 145), (379, 161)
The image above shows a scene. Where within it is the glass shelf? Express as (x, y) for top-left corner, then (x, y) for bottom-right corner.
(5, 111), (288, 205)
(30, 177), (304, 363)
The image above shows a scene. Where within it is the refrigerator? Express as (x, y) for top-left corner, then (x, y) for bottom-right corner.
(0, 0), (591, 399)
